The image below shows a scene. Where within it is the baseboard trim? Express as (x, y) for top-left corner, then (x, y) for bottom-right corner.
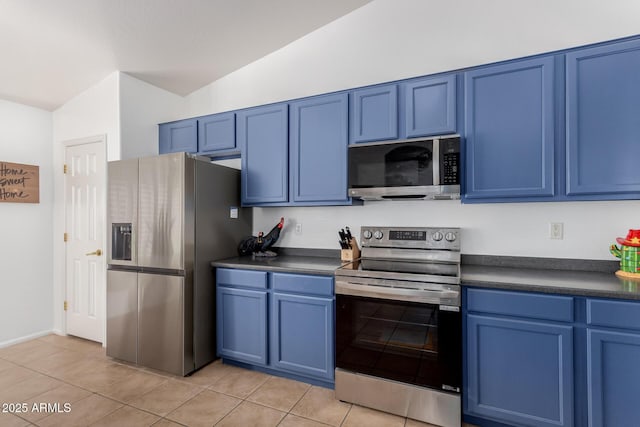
(0, 329), (54, 348)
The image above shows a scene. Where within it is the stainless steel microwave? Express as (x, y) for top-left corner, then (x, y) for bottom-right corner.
(348, 135), (461, 200)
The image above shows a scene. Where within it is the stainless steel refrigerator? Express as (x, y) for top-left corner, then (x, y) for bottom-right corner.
(106, 152), (251, 376)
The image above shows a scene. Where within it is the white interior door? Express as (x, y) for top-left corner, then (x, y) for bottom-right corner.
(65, 140), (106, 342)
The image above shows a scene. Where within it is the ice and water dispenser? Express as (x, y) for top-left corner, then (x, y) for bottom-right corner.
(112, 223), (132, 261)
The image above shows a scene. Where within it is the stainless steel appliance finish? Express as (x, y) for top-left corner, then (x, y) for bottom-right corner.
(106, 158), (138, 268)
(106, 270), (137, 364)
(138, 154), (185, 271)
(106, 152), (252, 376)
(348, 136), (461, 201)
(138, 273), (186, 374)
(335, 369), (461, 427)
(334, 226), (462, 427)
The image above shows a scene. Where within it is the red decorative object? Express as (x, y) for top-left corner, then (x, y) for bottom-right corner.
(616, 229), (640, 247)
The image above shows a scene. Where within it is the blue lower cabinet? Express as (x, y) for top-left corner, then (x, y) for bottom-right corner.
(586, 297), (640, 427)
(466, 313), (574, 427)
(587, 329), (640, 427)
(216, 268), (335, 386)
(270, 292), (334, 380)
(216, 286), (268, 365)
(465, 289), (576, 425)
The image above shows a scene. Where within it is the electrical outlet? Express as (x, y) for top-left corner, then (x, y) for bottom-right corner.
(295, 223), (302, 235)
(549, 222), (564, 240)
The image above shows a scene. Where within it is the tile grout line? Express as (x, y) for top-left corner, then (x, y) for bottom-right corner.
(3, 342), (209, 425)
(339, 403), (353, 427)
(5, 338), (400, 427)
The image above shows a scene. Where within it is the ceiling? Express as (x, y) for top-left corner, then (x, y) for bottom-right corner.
(0, 0), (372, 111)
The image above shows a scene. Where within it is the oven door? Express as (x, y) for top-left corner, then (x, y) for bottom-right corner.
(335, 291), (461, 393)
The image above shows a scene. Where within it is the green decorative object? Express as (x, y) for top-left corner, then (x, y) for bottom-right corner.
(610, 229), (640, 279)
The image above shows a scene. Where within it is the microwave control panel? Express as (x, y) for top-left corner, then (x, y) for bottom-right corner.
(441, 152), (459, 185)
(440, 137), (460, 185)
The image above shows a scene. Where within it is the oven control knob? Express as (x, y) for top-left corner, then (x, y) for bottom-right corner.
(445, 232), (457, 242)
(373, 230), (384, 240)
(362, 230), (372, 239)
(432, 231), (444, 241)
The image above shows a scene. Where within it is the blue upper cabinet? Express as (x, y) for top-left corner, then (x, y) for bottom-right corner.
(237, 103), (289, 205)
(566, 39), (640, 198)
(464, 57), (556, 201)
(159, 118), (198, 154)
(404, 75), (457, 138)
(350, 84), (398, 143)
(197, 112), (236, 154)
(290, 93), (349, 203)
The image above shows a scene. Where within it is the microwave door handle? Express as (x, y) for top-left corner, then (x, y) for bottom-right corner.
(432, 138), (440, 186)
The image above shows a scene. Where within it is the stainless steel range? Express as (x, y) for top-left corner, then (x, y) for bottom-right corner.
(334, 226), (461, 427)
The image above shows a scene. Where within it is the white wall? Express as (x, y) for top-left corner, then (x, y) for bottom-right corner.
(119, 73), (186, 159)
(186, 0), (640, 117)
(52, 72), (120, 335)
(253, 200), (640, 261)
(184, 0), (640, 260)
(0, 100), (53, 346)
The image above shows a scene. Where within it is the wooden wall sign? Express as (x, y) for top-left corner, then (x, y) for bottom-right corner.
(0, 161), (39, 203)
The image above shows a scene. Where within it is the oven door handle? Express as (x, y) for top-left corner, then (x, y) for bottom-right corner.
(335, 280), (460, 306)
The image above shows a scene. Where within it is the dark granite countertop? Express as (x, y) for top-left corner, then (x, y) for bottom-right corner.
(211, 254), (346, 276)
(211, 250), (640, 300)
(461, 265), (640, 300)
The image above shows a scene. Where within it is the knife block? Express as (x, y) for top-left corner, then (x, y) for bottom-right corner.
(341, 238), (361, 261)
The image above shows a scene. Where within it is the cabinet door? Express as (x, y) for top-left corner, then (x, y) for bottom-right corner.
(466, 314), (573, 427)
(216, 286), (268, 365)
(350, 84), (398, 143)
(404, 75), (457, 137)
(271, 292), (334, 380)
(159, 119), (198, 154)
(290, 93), (348, 203)
(587, 329), (640, 427)
(237, 103), (289, 205)
(198, 112), (235, 153)
(464, 57), (556, 200)
(566, 39), (640, 197)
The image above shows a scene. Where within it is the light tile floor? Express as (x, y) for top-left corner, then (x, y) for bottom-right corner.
(0, 335), (478, 427)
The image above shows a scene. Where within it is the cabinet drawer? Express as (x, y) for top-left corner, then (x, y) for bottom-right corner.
(467, 288), (573, 322)
(587, 298), (640, 331)
(272, 273), (333, 297)
(217, 268), (267, 289)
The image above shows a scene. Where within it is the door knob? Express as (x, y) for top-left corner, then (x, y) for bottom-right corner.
(86, 249), (102, 256)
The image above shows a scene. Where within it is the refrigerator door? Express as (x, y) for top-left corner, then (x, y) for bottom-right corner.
(106, 270), (137, 363)
(138, 272), (186, 375)
(138, 153), (185, 271)
(107, 158), (138, 267)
